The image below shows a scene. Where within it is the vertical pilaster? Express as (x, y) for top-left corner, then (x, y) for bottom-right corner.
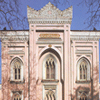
(64, 24), (71, 100)
(29, 24), (37, 100)
(92, 41), (99, 100)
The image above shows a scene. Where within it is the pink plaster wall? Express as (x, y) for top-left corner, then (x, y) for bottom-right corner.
(0, 26), (99, 100)
(0, 88), (1, 100)
(1, 33), (29, 100)
(71, 40), (99, 100)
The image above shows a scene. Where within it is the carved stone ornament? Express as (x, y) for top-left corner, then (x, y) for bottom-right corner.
(27, 2), (72, 24)
(39, 34), (60, 38)
(48, 44), (52, 48)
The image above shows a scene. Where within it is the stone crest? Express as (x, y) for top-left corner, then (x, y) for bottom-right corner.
(27, 2), (72, 24)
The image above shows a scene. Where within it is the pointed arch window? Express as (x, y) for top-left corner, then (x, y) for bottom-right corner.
(80, 61), (87, 80)
(77, 57), (90, 81)
(45, 90), (56, 100)
(80, 94), (87, 100)
(46, 57), (55, 79)
(13, 92), (22, 100)
(11, 57), (23, 82)
(13, 95), (21, 100)
(14, 61), (21, 80)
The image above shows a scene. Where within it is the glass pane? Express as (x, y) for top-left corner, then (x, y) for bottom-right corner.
(15, 69), (17, 79)
(80, 95), (87, 100)
(83, 67), (86, 79)
(80, 66), (82, 79)
(18, 69), (20, 79)
(53, 94), (55, 100)
(15, 69), (17, 74)
(80, 75), (82, 79)
(19, 98), (21, 100)
(51, 66), (55, 79)
(50, 95), (52, 99)
(46, 57), (55, 80)
(15, 75), (17, 79)
(46, 94), (49, 100)
(46, 90), (56, 100)
(84, 75), (86, 79)
(18, 69), (20, 73)
(19, 75), (20, 79)
(46, 66), (49, 79)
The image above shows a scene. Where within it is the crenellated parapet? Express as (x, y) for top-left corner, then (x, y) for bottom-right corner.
(27, 2), (72, 24)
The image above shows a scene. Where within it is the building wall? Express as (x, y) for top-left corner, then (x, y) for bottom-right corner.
(99, 84), (100, 100)
(70, 39), (99, 100)
(0, 31), (99, 100)
(1, 31), (29, 100)
(28, 21), (100, 100)
(0, 2), (100, 100)
(28, 23), (71, 100)
(0, 84), (1, 100)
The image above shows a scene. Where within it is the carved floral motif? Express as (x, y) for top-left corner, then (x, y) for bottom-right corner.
(27, 2), (72, 24)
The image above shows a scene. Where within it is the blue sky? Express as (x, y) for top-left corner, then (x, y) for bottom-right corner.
(1, 0), (100, 30)
(19, 0), (100, 30)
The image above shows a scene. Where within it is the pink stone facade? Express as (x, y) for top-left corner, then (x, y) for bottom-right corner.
(99, 84), (100, 100)
(0, 2), (100, 100)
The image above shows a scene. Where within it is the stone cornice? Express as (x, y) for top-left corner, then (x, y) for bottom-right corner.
(0, 31), (29, 41)
(1, 31), (100, 41)
(1, 36), (29, 41)
(70, 35), (100, 41)
(75, 50), (93, 54)
(8, 50), (25, 54)
(27, 2), (72, 24)
(36, 41), (63, 44)
(70, 31), (100, 40)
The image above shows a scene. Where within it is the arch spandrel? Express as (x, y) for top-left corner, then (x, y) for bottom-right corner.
(39, 47), (62, 63)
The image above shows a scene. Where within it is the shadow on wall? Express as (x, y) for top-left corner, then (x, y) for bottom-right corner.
(0, 84), (1, 99)
(70, 66), (99, 100)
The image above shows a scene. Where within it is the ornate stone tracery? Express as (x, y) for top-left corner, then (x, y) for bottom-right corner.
(27, 2), (72, 24)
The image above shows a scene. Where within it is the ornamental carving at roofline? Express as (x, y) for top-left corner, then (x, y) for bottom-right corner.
(27, 2), (72, 24)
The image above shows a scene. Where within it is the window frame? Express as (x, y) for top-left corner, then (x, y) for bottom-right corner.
(78, 91), (89, 100)
(43, 54), (57, 80)
(79, 61), (87, 81)
(13, 61), (21, 81)
(10, 57), (24, 82)
(76, 57), (90, 82)
(43, 85), (57, 100)
(45, 90), (56, 100)
(12, 91), (22, 100)
(45, 57), (55, 80)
